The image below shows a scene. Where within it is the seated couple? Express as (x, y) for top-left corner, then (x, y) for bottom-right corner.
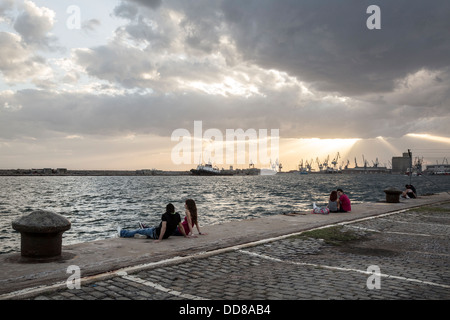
(117, 199), (207, 243)
(401, 184), (417, 199)
(312, 189), (352, 214)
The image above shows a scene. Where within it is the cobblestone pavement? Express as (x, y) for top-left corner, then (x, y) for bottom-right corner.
(30, 203), (450, 300)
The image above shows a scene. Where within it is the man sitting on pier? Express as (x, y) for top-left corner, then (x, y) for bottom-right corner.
(117, 203), (188, 242)
(337, 188), (352, 212)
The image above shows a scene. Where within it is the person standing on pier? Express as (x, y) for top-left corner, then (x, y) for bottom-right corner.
(337, 188), (352, 212)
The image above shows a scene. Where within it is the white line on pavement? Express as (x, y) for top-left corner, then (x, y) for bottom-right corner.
(238, 250), (450, 289)
(345, 225), (441, 237)
(378, 217), (450, 228)
(117, 272), (209, 300)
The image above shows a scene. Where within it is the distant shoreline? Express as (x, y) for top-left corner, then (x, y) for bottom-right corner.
(1, 168), (447, 176)
(0, 169), (191, 176)
(0, 167), (266, 177)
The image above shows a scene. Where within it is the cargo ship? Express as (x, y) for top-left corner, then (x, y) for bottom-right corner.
(190, 163), (233, 176)
(190, 163), (261, 176)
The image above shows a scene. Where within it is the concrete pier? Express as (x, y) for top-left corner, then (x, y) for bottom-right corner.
(0, 192), (449, 300)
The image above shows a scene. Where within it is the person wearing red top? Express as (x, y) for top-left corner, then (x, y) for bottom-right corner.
(337, 188), (351, 212)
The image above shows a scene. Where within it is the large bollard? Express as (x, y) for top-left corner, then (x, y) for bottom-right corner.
(12, 210), (71, 260)
(383, 187), (403, 203)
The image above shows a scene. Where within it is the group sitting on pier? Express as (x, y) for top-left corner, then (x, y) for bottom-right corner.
(117, 199), (207, 242)
(402, 184), (417, 199)
(118, 184), (414, 239)
(312, 188), (352, 214)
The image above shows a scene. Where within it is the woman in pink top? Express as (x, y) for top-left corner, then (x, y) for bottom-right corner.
(173, 199), (207, 237)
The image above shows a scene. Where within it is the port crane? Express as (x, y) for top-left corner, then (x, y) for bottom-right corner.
(298, 159), (304, 171)
(323, 155), (330, 171)
(305, 159), (313, 172)
(372, 158), (379, 168)
(331, 152), (340, 169)
(316, 157), (323, 172)
(362, 155), (368, 169)
(344, 159), (350, 169)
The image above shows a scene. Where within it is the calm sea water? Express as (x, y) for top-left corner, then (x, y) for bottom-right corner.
(1, 174), (449, 254)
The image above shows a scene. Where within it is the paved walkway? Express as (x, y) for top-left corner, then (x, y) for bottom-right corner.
(1, 192), (449, 303)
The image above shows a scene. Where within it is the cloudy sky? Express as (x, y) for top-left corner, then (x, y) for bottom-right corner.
(0, 0), (449, 171)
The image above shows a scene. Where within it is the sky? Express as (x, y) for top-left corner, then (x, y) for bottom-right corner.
(0, 0), (449, 171)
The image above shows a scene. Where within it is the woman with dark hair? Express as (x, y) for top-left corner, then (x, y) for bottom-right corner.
(328, 190), (338, 212)
(173, 199), (207, 236)
(312, 190), (339, 214)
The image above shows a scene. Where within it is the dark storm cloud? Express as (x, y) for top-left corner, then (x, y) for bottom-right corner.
(109, 0), (450, 97)
(220, 0), (450, 95)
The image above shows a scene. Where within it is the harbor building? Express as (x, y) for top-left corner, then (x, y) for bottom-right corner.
(392, 152), (412, 174)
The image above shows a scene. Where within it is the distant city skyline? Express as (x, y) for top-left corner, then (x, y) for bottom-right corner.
(0, 1), (449, 171)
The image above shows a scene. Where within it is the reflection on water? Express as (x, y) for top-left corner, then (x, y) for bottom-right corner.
(1, 174), (449, 254)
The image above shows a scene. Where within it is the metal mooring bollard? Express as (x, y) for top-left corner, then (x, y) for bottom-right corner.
(383, 187), (403, 203)
(12, 210), (71, 259)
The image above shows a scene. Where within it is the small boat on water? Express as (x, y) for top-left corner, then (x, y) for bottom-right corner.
(260, 168), (277, 175)
(260, 159), (280, 176)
